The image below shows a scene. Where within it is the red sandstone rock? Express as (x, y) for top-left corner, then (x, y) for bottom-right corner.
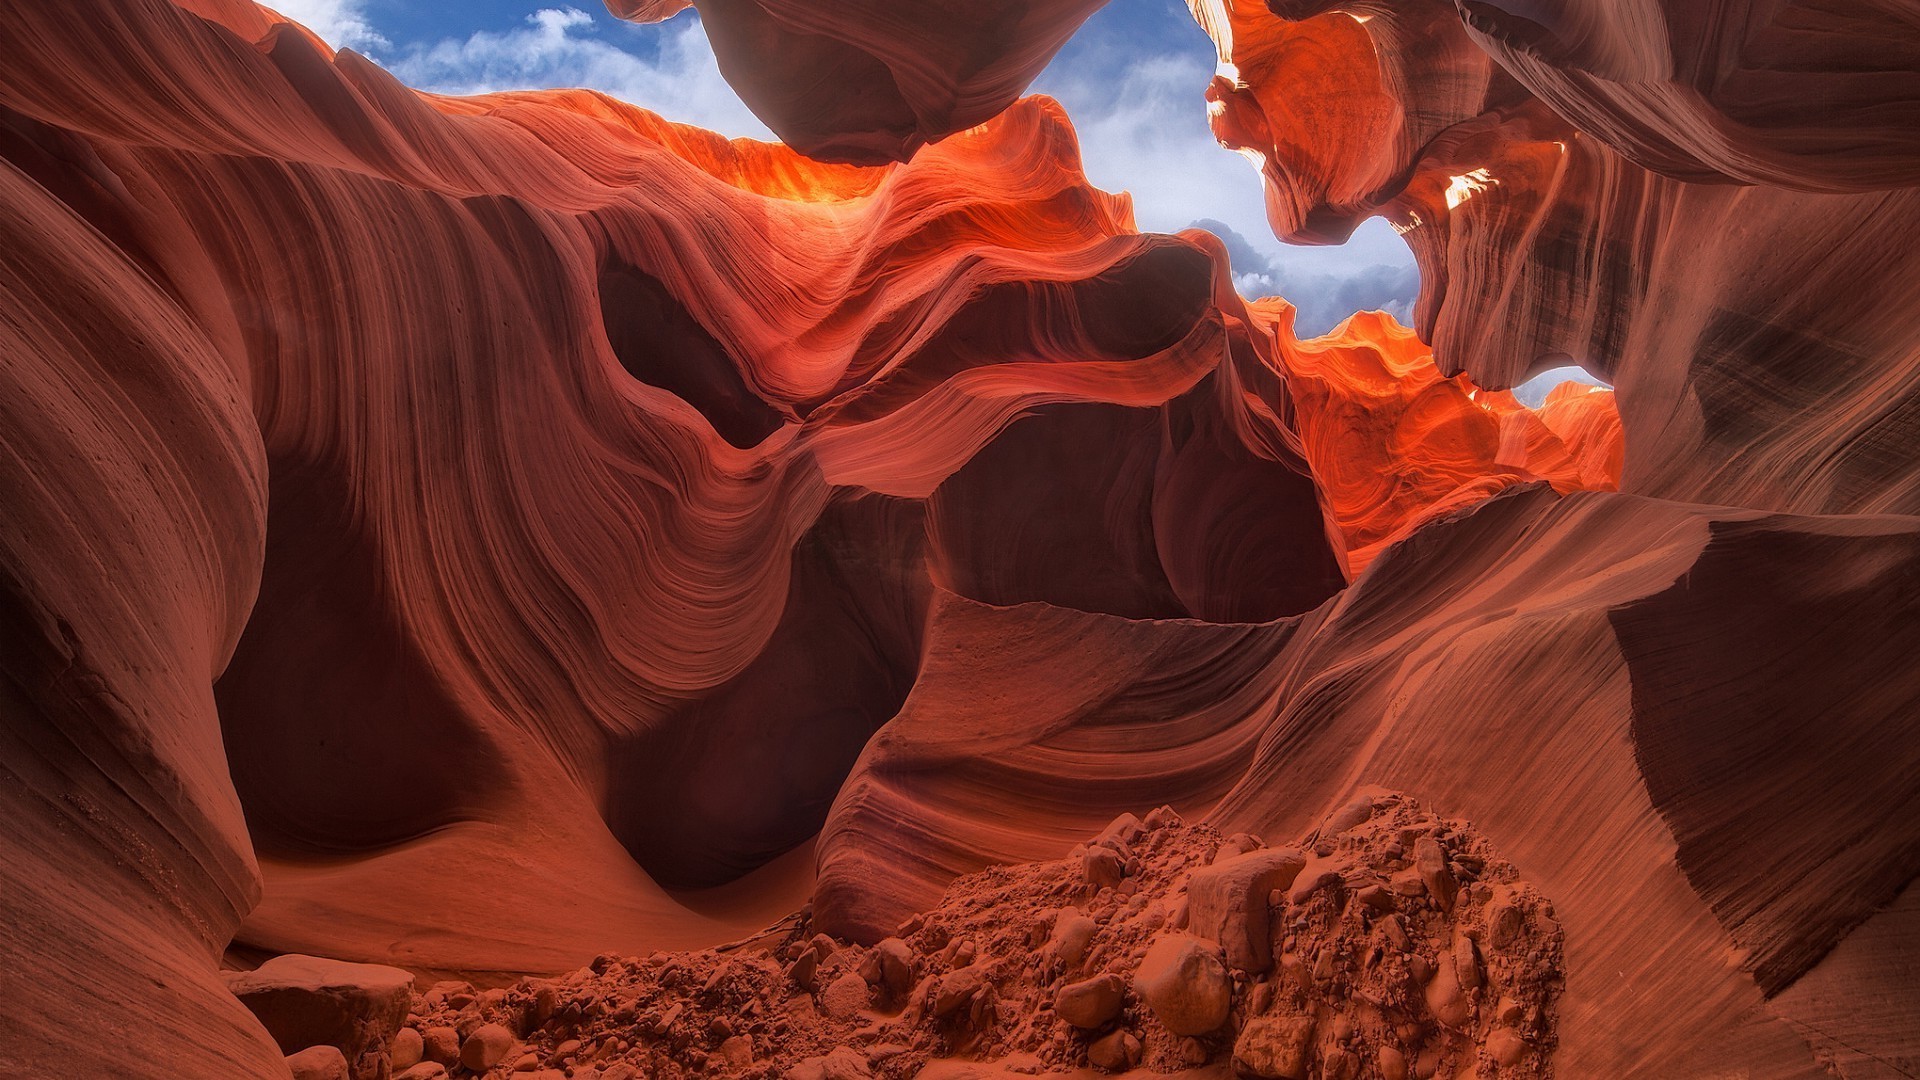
(604, 0), (1107, 164)
(1131, 934), (1232, 1037)
(1, 0), (1918, 1077)
(224, 955), (413, 1080)
(1186, 847), (1306, 973)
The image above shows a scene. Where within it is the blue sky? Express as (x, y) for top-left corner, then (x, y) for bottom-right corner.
(267, 0), (1423, 334)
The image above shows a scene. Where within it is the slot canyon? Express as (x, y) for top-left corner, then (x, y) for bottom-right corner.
(0, 0), (1916, 1077)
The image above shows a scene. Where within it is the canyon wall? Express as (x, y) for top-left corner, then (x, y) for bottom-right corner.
(2, 0), (1914, 1076)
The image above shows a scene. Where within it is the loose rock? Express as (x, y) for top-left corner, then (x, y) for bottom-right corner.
(1132, 934), (1231, 1037)
(1052, 974), (1126, 1030)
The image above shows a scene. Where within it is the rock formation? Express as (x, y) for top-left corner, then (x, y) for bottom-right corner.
(604, 0), (1109, 164)
(0, 0), (1913, 1077)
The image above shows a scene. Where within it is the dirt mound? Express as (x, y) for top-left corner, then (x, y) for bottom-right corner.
(397, 791), (1561, 1078)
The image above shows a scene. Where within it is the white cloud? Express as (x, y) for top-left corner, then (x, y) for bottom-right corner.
(1030, 33), (1418, 322)
(1514, 365), (1611, 407)
(387, 8), (773, 139)
(265, 0), (388, 52)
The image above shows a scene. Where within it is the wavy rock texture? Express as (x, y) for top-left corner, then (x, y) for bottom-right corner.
(1259, 304), (1621, 574)
(1456, 0), (1920, 192)
(818, 486), (1920, 1075)
(1197, 0), (1920, 520)
(603, 0), (1108, 164)
(0, 0), (1625, 1073)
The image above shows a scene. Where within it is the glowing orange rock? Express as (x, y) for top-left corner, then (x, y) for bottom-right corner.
(1192, 0), (1920, 520)
(1256, 302), (1621, 574)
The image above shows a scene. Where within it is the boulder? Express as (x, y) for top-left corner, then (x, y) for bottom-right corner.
(1131, 934), (1231, 1036)
(1187, 847), (1306, 972)
(224, 955), (414, 1080)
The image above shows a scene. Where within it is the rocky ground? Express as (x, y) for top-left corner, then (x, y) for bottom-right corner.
(241, 792), (1563, 1080)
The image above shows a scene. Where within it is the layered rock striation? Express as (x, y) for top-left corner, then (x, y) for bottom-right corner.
(3, 0), (1915, 1077)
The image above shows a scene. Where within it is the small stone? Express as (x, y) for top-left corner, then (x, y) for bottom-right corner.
(1424, 955), (1471, 1030)
(1286, 858), (1345, 906)
(1094, 813), (1145, 852)
(719, 1035), (754, 1067)
(1145, 806), (1182, 829)
(286, 1045), (349, 1080)
(821, 971), (871, 1020)
(1084, 846), (1127, 890)
(389, 1028), (424, 1071)
(859, 938), (915, 999)
(522, 986), (557, 1032)
(1232, 1015), (1315, 1079)
(510, 1053), (539, 1072)
(785, 1046), (872, 1080)
(1132, 934), (1231, 1037)
(790, 949), (821, 991)
(1049, 909), (1098, 968)
(396, 1065), (447, 1080)
(933, 965), (990, 1019)
(1355, 885), (1395, 913)
(1322, 793), (1377, 837)
(1485, 1027), (1529, 1066)
(1087, 1029), (1143, 1072)
(1215, 832), (1264, 862)
(1454, 932), (1482, 990)
(1322, 1047), (1360, 1080)
(1377, 1045), (1408, 1080)
(1052, 974), (1126, 1029)
(1380, 914), (1413, 952)
(1187, 847), (1306, 973)
(421, 1027), (460, 1067)
(1485, 899), (1526, 951)
(460, 1024), (515, 1072)
(1414, 838), (1458, 912)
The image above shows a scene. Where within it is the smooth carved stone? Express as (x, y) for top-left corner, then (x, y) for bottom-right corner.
(1132, 934), (1232, 1037)
(1187, 847), (1306, 973)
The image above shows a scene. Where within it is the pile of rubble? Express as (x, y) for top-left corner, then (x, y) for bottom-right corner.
(230, 791), (1563, 1079)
